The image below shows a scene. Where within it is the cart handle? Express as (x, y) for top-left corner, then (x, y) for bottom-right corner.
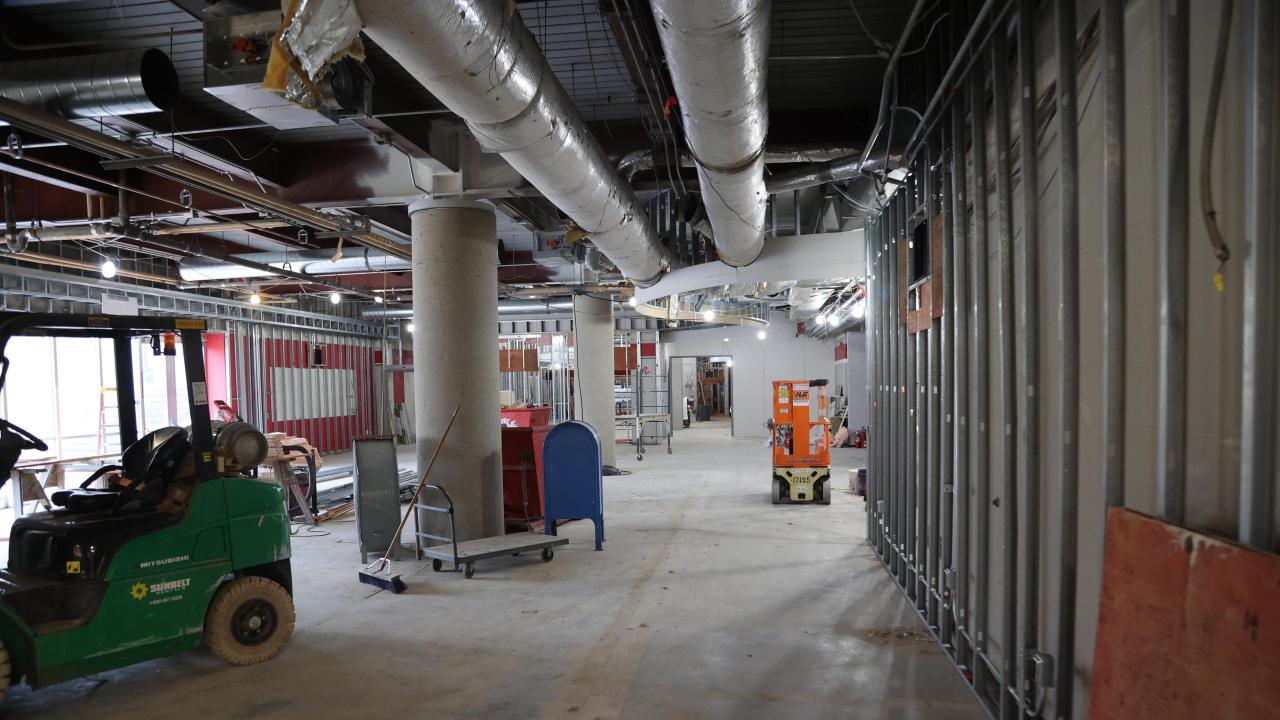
(417, 483), (459, 565)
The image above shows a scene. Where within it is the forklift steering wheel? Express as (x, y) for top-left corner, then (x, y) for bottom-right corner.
(0, 419), (48, 452)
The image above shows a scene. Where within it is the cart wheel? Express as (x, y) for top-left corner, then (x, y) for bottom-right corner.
(771, 477), (783, 505)
(464, 563), (475, 579)
(431, 558), (443, 572)
(637, 453), (644, 461)
(541, 547), (555, 562)
(205, 576), (295, 666)
(667, 447), (672, 454)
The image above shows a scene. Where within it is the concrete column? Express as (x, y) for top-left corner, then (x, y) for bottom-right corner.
(410, 199), (502, 542)
(573, 294), (617, 467)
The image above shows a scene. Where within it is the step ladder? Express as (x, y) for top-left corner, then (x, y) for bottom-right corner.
(97, 387), (120, 455)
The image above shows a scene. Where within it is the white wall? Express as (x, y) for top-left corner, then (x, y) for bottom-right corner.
(845, 330), (869, 431)
(661, 311), (839, 438)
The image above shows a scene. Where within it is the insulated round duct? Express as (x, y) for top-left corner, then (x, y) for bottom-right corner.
(0, 48), (180, 119)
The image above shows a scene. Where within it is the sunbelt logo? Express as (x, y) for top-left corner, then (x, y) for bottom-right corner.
(130, 577), (191, 601)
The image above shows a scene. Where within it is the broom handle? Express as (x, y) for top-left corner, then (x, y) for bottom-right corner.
(381, 403), (461, 562)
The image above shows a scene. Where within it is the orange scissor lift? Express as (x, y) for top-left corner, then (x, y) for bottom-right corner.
(771, 379), (832, 504)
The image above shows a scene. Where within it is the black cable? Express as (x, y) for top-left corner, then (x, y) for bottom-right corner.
(1199, 0), (1234, 290)
(187, 128), (283, 163)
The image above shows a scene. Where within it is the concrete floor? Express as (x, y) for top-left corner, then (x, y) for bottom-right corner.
(7, 419), (984, 719)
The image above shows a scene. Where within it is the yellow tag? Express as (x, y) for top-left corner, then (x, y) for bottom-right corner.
(1213, 272), (1225, 293)
(175, 318), (206, 329)
(66, 560), (81, 574)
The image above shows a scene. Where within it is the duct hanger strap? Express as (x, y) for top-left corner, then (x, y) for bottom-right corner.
(685, 143), (766, 177)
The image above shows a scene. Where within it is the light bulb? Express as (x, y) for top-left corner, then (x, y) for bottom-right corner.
(628, 296), (638, 307)
(725, 359), (734, 368)
(249, 292), (262, 305)
(852, 301), (866, 319)
(100, 259), (117, 279)
(406, 323), (414, 333)
(756, 330), (767, 340)
(329, 292), (341, 305)
(722, 337), (730, 342)
(702, 309), (714, 322)
(374, 295), (384, 304)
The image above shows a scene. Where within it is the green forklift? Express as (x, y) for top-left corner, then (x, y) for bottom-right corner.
(0, 313), (295, 701)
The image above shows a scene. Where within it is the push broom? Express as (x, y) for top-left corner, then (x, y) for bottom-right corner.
(359, 404), (460, 593)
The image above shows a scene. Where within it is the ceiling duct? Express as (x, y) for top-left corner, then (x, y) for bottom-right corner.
(616, 145), (865, 181)
(650, 0), (769, 267)
(350, 0), (667, 285)
(0, 48), (179, 120)
(765, 155), (888, 195)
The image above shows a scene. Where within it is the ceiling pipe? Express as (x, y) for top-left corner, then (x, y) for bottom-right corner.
(650, 0), (769, 267)
(9, 218), (297, 241)
(17, 220), (381, 299)
(0, 97), (410, 260)
(616, 145), (865, 181)
(765, 155), (888, 195)
(178, 249), (411, 281)
(0, 48), (179, 121)
(352, 0), (667, 285)
(852, 0), (929, 180)
(363, 299), (574, 319)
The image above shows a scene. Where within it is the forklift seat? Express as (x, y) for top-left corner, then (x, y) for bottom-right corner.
(7, 427), (194, 582)
(50, 426), (191, 514)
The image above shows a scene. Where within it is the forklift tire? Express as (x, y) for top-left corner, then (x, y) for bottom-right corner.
(0, 640), (9, 703)
(205, 576), (295, 666)
(771, 478), (783, 505)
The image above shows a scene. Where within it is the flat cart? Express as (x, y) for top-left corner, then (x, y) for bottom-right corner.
(413, 483), (567, 578)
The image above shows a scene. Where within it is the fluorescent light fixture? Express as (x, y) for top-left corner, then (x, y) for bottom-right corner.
(628, 296), (639, 307)
(756, 330), (767, 340)
(725, 359), (734, 367)
(722, 337), (730, 342)
(852, 300), (866, 319)
(249, 292), (262, 305)
(100, 258), (117, 279)
(702, 309), (714, 322)
(329, 292), (341, 305)
(406, 323), (414, 333)
(373, 295), (385, 304)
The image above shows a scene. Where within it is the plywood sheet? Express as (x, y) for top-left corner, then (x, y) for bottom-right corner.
(1089, 507), (1280, 720)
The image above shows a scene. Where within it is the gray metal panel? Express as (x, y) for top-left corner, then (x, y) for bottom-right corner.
(353, 436), (404, 562)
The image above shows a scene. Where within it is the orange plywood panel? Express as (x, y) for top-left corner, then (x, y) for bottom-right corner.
(1089, 508), (1280, 720)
